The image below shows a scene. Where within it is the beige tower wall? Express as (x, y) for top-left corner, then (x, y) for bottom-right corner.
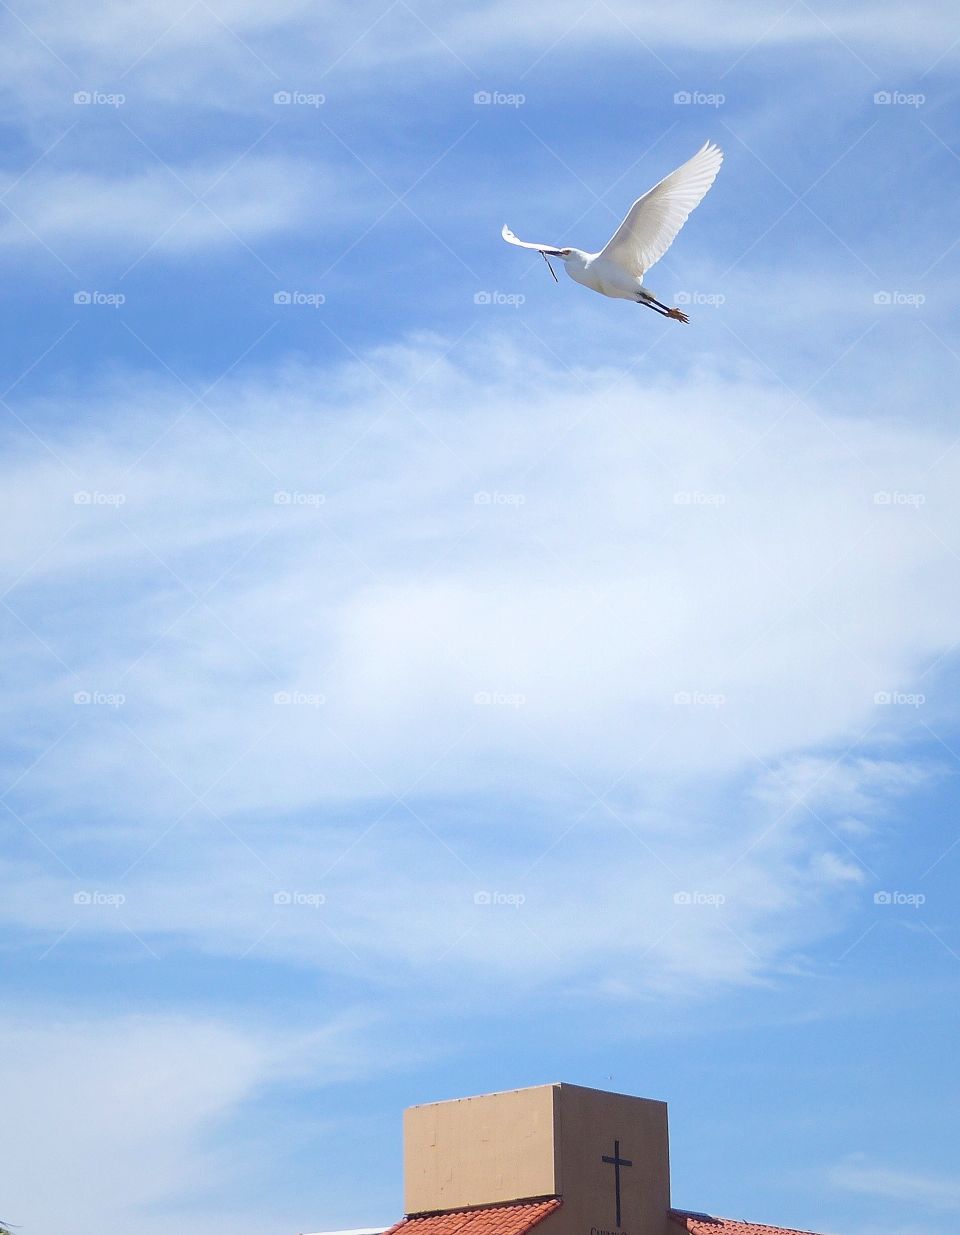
(404, 1085), (561, 1214)
(552, 1084), (670, 1235)
(403, 1083), (672, 1235)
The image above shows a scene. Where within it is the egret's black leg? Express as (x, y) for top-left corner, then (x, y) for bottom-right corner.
(636, 293), (687, 323)
(637, 290), (688, 323)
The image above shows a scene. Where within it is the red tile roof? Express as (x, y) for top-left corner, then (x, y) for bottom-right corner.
(385, 1200), (562, 1235)
(671, 1209), (830, 1235)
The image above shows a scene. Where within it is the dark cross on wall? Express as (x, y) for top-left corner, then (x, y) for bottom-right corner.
(601, 1139), (633, 1228)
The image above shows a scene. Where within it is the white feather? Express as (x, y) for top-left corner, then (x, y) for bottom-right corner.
(598, 141), (723, 276)
(500, 223), (561, 253)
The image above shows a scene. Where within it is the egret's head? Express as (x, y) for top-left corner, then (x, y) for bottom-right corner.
(544, 247), (574, 260)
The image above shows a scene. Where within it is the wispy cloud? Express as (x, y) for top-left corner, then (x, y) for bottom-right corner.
(1, 332), (954, 990)
(830, 1154), (960, 1211)
(0, 0), (955, 144)
(0, 1008), (390, 1235)
(0, 155), (340, 254)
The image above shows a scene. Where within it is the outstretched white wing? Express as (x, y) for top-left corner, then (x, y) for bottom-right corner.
(501, 224), (562, 254)
(598, 142), (723, 276)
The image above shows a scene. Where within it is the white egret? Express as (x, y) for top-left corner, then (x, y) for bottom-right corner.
(502, 141), (723, 323)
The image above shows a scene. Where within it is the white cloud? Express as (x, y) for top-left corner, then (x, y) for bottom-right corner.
(8, 0), (959, 79)
(830, 1154), (960, 1211)
(749, 757), (934, 823)
(440, 0), (959, 63)
(0, 0), (953, 133)
(0, 1009), (382, 1235)
(0, 155), (333, 254)
(0, 331), (954, 990)
(810, 851), (866, 884)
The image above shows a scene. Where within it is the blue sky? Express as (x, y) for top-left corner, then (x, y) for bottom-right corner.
(1, 3), (959, 1233)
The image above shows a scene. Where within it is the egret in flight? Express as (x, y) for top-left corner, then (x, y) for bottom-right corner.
(502, 141), (723, 323)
